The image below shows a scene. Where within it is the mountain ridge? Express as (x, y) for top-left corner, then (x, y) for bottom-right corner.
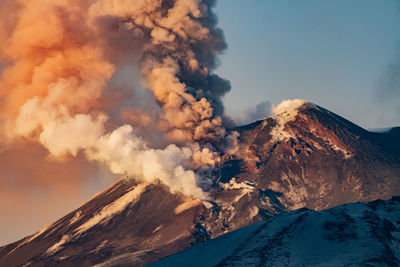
(1, 102), (400, 266)
(151, 196), (400, 267)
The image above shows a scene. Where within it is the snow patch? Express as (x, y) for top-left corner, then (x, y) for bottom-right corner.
(331, 144), (353, 158)
(84, 179), (124, 204)
(323, 138), (353, 158)
(175, 199), (201, 214)
(22, 225), (50, 243)
(68, 210), (82, 226)
(218, 178), (257, 226)
(74, 184), (147, 236)
(8, 224), (51, 255)
(249, 206), (259, 220)
(152, 225), (163, 233)
(90, 240), (108, 253)
(307, 124), (353, 159)
(268, 173), (308, 210)
(45, 234), (71, 256)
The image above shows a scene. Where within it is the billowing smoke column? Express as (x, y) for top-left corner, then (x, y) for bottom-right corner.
(0, 0), (232, 200)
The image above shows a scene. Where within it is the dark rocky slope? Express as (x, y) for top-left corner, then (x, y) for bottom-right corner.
(1, 102), (400, 266)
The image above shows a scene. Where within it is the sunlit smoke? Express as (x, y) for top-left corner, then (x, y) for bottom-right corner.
(0, 0), (233, 199)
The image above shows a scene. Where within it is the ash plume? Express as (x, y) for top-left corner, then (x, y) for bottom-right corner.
(376, 1), (400, 116)
(0, 0), (232, 200)
(377, 55), (400, 110)
(232, 100), (272, 125)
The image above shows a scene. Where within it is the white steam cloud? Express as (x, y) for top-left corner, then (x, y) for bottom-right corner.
(0, 0), (233, 200)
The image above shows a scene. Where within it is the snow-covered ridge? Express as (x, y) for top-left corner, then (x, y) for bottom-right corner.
(151, 197), (400, 267)
(2, 101), (400, 267)
(75, 183), (147, 235)
(7, 225), (51, 256)
(43, 183), (148, 257)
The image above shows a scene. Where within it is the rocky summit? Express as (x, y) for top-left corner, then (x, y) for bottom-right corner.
(1, 103), (400, 266)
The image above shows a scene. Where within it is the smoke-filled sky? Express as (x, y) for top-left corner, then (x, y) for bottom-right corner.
(1, 0), (400, 246)
(216, 0), (400, 129)
(0, 0), (233, 245)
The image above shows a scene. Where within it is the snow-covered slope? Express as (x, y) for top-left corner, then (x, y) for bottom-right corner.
(151, 196), (400, 267)
(1, 102), (400, 266)
(0, 181), (211, 266)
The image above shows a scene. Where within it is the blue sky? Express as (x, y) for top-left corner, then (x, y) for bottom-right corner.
(215, 0), (400, 128)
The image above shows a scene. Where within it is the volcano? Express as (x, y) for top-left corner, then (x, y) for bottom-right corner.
(1, 102), (400, 266)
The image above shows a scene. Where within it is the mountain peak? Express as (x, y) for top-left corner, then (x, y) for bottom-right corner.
(1, 103), (400, 266)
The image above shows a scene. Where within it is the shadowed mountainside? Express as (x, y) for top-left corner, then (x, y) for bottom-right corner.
(1, 103), (400, 266)
(152, 196), (400, 267)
